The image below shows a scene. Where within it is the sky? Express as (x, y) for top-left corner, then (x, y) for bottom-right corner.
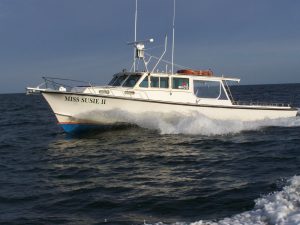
(0, 0), (300, 93)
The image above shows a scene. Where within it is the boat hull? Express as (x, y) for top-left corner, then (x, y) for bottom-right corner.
(41, 91), (298, 132)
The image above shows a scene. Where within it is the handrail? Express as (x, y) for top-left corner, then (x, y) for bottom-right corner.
(233, 100), (291, 107)
(41, 76), (94, 93)
(42, 76), (92, 84)
(223, 80), (235, 103)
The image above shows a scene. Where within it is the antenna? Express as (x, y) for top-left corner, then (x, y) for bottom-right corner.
(171, 0), (176, 74)
(152, 35), (168, 73)
(133, 0), (138, 72)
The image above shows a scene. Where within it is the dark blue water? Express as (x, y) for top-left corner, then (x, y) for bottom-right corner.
(1, 84), (300, 225)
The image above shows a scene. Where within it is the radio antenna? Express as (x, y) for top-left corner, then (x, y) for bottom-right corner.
(133, 0), (138, 72)
(171, 0), (176, 74)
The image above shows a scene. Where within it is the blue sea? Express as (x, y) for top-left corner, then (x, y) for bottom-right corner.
(1, 84), (300, 225)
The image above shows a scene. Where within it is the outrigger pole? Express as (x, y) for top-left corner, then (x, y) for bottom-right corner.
(171, 0), (176, 75)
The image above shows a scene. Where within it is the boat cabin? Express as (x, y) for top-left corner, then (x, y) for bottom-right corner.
(105, 71), (239, 104)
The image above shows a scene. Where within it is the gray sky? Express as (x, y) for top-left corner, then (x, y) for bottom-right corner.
(1, 0), (300, 93)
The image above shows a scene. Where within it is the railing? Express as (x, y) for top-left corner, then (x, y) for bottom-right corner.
(41, 77), (96, 93)
(232, 100), (291, 107)
(223, 80), (235, 103)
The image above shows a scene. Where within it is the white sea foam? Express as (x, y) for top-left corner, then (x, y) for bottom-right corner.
(78, 109), (300, 136)
(145, 176), (300, 225)
(190, 176), (300, 225)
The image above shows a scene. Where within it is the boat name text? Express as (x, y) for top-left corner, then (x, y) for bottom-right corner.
(64, 96), (106, 104)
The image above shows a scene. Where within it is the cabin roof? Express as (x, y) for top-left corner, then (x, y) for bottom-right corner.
(114, 71), (240, 83)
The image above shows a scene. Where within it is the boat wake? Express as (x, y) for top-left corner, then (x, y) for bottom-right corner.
(146, 176), (300, 225)
(77, 109), (300, 135)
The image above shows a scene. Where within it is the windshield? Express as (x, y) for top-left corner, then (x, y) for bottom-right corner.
(122, 75), (141, 87)
(110, 75), (128, 86)
(108, 76), (118, 85)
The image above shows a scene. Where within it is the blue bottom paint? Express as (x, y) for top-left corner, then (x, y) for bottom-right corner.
(60, 124), (99, 133)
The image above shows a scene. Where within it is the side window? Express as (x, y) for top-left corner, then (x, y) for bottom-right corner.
(139, 76), (149, 88)
(160, 77), (169, 88)
(151, 77), (159, 88)
(194, 80), (227, 99)
(172, 78), (189, 90)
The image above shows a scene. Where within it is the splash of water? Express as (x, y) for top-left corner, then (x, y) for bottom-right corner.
(145, 176), (300, 225)
(191, 176), (300, 225)
(77, 109), (300, 136)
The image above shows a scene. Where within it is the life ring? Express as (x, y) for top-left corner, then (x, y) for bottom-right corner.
(177, 69), (213, 76)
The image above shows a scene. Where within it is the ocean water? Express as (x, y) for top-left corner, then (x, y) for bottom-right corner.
(1, 83), (300, 225)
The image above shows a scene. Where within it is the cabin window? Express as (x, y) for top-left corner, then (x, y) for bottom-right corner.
(140, 76), (169, 88)
(150, 77), (159, 88)
(193, 80), (227, 99)
(160, 77), (169, 88)
(111, 75), (128, 86)
(139, 76), (149, 88)
(172, 78), (189, 90)
(122, 75), (141, 87)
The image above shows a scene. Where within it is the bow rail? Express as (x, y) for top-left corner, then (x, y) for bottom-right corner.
(26, 76), (95, 94)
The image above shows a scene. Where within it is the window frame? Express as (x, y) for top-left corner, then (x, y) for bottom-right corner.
(150, 76), (159, 88)
(193, 80), (228, 100)
(172, 77), (190, 90)
(159, 77), (169, 89)
(122, 74), (142, 87)
(139, 76), (170, 89)
(110, 74), (129, 86)
(139, 76), (149, 88)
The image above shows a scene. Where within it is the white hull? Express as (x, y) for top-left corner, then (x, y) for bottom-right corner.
(26, 2), (299, 133)
(41, 91), (298, 132)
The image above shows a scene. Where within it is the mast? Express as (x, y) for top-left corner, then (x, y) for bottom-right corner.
(133, 0), (137, 72)
(171, 0), (176, 74)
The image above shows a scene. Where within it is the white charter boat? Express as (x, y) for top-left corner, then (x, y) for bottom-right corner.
(26, 1), (298, 133)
